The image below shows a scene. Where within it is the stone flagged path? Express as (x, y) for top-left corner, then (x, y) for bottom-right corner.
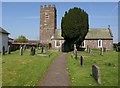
(38, 53), (71, 86)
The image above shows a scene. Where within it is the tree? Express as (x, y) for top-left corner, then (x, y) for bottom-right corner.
(61, 7), (89, 51)
(14, 35), (28, 43)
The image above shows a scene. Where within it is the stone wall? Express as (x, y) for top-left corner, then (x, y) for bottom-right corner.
(85, 39), (113, 50)
(40, 5), (56, 44)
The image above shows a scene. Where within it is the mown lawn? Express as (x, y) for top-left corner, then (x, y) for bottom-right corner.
(2, 49), (61, 86)
(67, 49), (118, 86)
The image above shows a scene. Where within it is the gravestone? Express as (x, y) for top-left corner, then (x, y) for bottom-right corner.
(20, 47), (23, 56)
(44, 47), (48, 53)
(74, 44), (77, 52)
(41, 46), (44, 53)
(87, 45), (89, 52)
(100, 48), (103, 56)
(80, 56), (84, 67)
(88, 48), (91, 53)
(23, 45), (26, 51)
(75, 50), (77, 59)
(103, 47), (106, 52)
(74, 44), (77, 59)
(30, 47), (34, 56)
(2, 46), (5, 55)
(33, 47), (36, 55)
(20, 45), (22, 49)
(8, 45), (11, 54)
(92, 64), (101, 84)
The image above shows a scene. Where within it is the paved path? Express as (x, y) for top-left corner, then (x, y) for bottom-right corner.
(38, 53), (71, 86)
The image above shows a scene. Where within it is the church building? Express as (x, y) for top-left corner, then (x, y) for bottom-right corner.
(40, 5), (113, 50)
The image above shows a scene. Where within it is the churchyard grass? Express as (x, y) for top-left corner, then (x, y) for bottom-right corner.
(2, 49), (61, 86)
(67, 49), (118, 86)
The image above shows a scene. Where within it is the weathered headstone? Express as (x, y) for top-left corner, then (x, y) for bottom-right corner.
(92, 64), (101, 84)
(100, 48), (103, 56)
(20, 45), (22, 49)
(103, 47), (106, 52)
(73, 44), (77, 59)
(30, 47), (34, 56)
(33, 47), (36, 55)
(20, 47), (23, 56)
(87, 45), (89, 52)
(41, 46), (44, 53)
(75, 50), (77, 59)
(80, 56), (84, 67)
(88, 48), (91, 53)
(23, 45), (26, 51)
(8, 45), (11, 54)
(2, 46), (5, 55)
(74, 44), (77, 51)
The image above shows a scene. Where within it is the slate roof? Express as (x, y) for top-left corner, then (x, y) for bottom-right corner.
(85, 28), (113, 39)
(52, 28), (113, 40)
(0, 27), (10, 34)
(51, 29), (64, 40)
(55, 29), (64, 39)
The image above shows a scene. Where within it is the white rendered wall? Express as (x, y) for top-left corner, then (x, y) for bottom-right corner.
(2, 33), (8, 52)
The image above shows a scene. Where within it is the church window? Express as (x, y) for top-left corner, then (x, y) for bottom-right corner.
(98, 39), (102, 47)
(56, 40), (60, 46)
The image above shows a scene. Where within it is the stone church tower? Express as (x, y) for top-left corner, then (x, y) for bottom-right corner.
(40, 5), (56, 44)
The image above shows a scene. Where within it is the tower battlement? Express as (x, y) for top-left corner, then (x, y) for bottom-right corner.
(40, 5), (56, 9)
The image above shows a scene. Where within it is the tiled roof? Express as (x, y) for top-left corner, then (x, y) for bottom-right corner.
(0, 27), (10, 34)
(85, 28), (113, 39)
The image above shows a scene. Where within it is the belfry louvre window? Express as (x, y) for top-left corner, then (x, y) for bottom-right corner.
(45, 15), (49, 19)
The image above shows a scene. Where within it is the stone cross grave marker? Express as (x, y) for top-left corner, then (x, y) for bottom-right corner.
(92, 64), (101, 84)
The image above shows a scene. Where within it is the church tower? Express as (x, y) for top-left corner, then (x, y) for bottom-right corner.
(40, 5), (56, 44)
